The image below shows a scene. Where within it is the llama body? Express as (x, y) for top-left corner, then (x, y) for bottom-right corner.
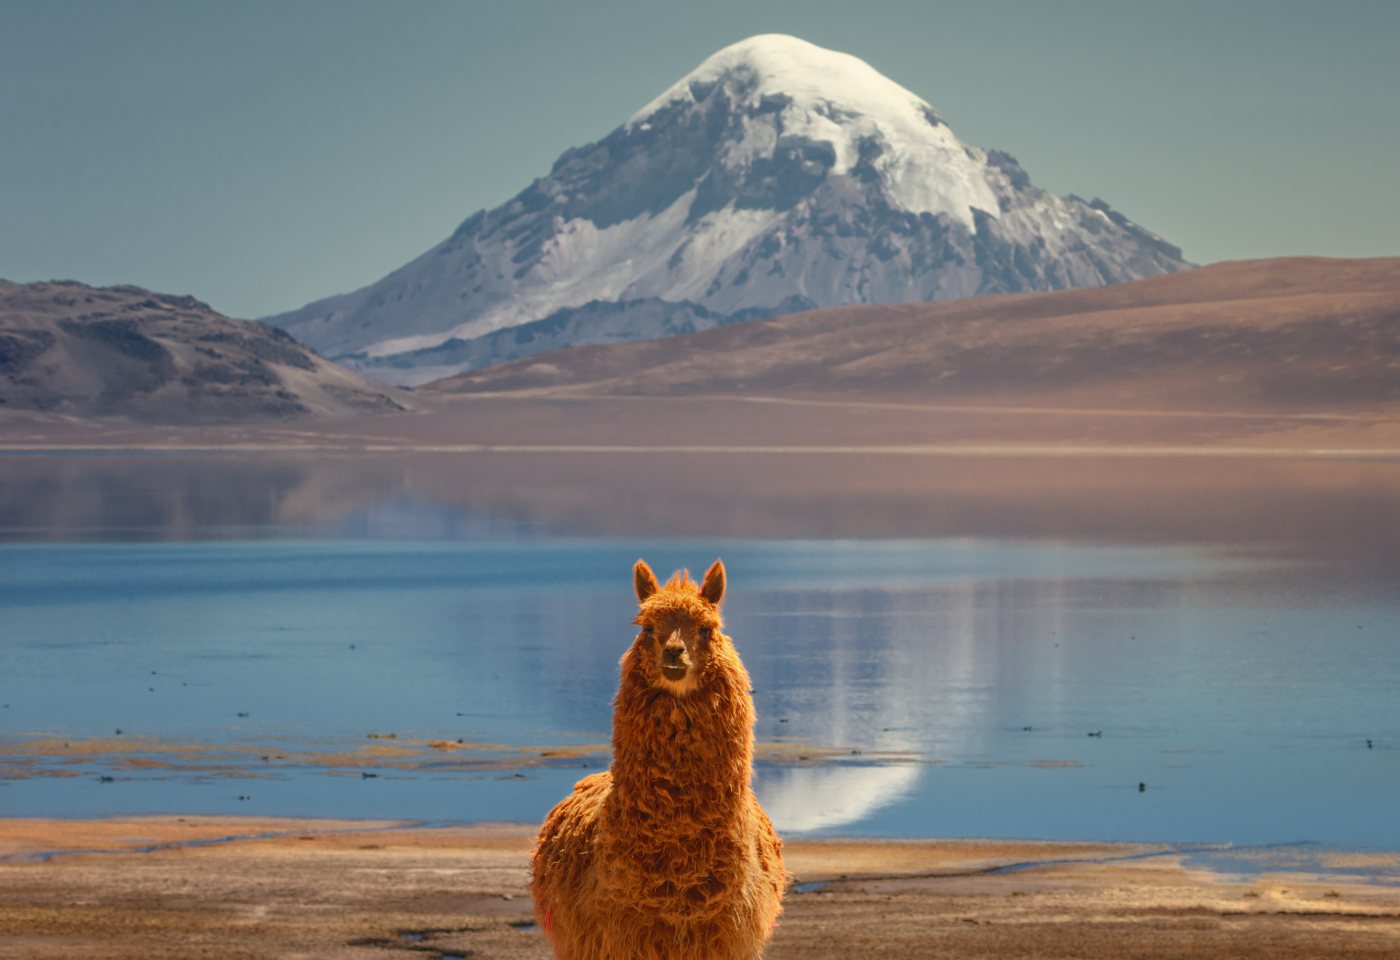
(532, 560), (787, 959)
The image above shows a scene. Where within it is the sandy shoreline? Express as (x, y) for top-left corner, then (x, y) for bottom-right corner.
(1, 817), (1397, 959)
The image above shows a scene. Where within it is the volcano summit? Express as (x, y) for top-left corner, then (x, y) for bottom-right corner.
(266, 34), (1190, 385)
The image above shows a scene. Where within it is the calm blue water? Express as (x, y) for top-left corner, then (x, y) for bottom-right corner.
(3, 532), (1398, 848)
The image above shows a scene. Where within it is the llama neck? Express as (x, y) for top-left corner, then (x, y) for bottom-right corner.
(609, 658), (756, 824)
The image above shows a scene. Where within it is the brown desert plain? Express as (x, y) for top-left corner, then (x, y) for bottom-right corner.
(3, 256), (1400, 957)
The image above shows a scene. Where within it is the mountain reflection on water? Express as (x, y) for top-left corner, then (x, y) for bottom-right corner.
(4, 452), (1400, 567)
(2, 452), (1399, 844)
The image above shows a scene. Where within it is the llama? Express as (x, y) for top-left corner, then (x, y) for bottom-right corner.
(532, 559), (787, 959)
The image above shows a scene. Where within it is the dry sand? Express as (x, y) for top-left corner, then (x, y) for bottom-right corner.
(1, 817), (1397, 959)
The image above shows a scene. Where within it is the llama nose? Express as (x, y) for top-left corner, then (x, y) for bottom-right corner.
(662, 631), (686, 663)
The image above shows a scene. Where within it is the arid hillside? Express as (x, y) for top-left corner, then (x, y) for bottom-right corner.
(0, 280), (409, 422)
(433, 257), (1400, 414)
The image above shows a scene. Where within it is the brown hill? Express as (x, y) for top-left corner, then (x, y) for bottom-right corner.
(430, 257), (1400, 413)
(0, 280), (409, 422)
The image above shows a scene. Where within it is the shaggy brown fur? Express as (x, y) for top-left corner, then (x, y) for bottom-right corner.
(532, 559), (787, 959)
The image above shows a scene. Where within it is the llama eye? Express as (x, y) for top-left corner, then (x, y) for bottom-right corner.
(699, 627), (713, 640)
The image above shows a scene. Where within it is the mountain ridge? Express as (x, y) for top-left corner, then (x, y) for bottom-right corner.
(0, 279), (409, 422)
(427, 256), (1400, 412)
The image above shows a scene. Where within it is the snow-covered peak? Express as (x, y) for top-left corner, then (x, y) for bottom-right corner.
(631, 34), (928, 126)
(629, 34), (999, 227)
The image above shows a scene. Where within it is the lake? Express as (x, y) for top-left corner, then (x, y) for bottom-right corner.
(1, 452), (1398, 850)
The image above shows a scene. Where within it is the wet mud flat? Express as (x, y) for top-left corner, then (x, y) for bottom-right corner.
(1, 818), (1398, 959)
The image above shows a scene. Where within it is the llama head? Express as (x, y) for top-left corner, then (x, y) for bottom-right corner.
(630, 558), (730, 695)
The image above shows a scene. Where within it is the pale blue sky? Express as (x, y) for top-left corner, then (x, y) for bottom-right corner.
(2, 0), (1397, 319)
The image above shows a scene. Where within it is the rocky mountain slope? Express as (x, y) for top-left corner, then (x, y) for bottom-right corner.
(266, 34), (1190, 385)
(0, 280), (408, 422)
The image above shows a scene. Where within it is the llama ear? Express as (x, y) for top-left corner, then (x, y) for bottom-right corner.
(700, 559), (726, 606)
(634, 559), (660, 602)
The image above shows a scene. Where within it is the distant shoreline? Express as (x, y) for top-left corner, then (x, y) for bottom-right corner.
(4, 442), (1400, 459)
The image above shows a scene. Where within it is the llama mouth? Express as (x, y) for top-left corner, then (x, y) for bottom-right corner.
(661, 663), (688, 682)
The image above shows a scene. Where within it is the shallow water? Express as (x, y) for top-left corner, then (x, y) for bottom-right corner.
(2, 454), (1399, 849)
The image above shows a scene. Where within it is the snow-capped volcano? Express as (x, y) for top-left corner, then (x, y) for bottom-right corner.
(266, 34), (1190, 385)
